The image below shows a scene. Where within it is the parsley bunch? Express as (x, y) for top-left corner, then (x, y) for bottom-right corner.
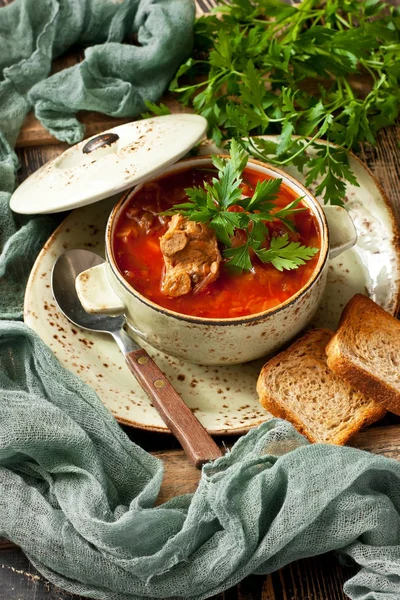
(163, 140), (319, 271)
(169, 0), (400, 206)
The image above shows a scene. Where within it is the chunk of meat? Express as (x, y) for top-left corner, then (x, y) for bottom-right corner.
(159, 215), (221, 297)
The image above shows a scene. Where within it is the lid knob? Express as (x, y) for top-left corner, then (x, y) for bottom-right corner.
(82, 133), (120, 154)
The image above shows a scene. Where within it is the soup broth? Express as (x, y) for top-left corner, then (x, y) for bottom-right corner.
(113, 167), (321, 319)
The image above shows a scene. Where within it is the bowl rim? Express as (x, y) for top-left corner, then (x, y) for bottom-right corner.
(105, 155), (329, 325)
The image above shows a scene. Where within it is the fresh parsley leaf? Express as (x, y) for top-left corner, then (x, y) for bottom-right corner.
(276, 119), (295, 156)
(247, 216), (270, 243)
(227, 139), (249, 175)
(305, 144), (359, 205)
(239, 178), (282, 211)
(208, 211), (243, 247)
(224, 233), (319, 272)
(272, 197), (306, 232)
(273, 197), (305, 220)
(141, 100), (171, 119)
(223, 239), (254, 271)
(196, 140), (249, 211)
(255, 234), (319, 271)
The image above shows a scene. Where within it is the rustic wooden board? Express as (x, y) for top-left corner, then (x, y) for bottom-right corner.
(2, 0), (400, 598)
(0, 547), (357, 600)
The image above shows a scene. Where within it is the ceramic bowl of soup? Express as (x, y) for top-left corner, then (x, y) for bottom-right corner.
(76, 156), (357, 365)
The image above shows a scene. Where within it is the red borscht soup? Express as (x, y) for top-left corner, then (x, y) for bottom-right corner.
(112, 167), (321, 319)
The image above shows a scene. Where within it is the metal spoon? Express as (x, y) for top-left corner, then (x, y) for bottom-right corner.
(51, 249), (222, 468)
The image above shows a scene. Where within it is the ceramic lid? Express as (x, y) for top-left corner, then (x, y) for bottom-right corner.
(10, 114), (208, 215)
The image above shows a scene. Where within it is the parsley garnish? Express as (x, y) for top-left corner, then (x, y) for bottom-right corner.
(163, 141), (249, 246)
(223, 234), (319, 272)
(164, 0), (400, 207)
(163, 141), (319, 272)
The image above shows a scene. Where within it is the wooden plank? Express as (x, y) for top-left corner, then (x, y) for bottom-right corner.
(0, 547), (356, 600)
(0, 545), (223, 600)
(349, 422), (400, 459)
(264, 554), (355, 600)
(0, 546), (356, 600)
(155, 447), (200, 503)
(0, 546), (358, 600)
(0, 549), (79, 599)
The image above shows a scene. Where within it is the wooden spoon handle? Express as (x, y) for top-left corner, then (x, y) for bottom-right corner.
(125, 348), (223, 468)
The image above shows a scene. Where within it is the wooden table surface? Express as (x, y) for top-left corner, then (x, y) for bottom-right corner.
(1, 0), (400, 599)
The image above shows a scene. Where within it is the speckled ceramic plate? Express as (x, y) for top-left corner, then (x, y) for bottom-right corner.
(24, 138), (400, 434)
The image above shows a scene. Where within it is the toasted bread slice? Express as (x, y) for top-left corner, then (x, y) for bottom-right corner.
(257, 328), (386, 444)
(326, 294), (400, 415)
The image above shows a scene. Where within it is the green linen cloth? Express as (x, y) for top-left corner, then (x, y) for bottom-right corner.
(1, 1), (400, 599)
